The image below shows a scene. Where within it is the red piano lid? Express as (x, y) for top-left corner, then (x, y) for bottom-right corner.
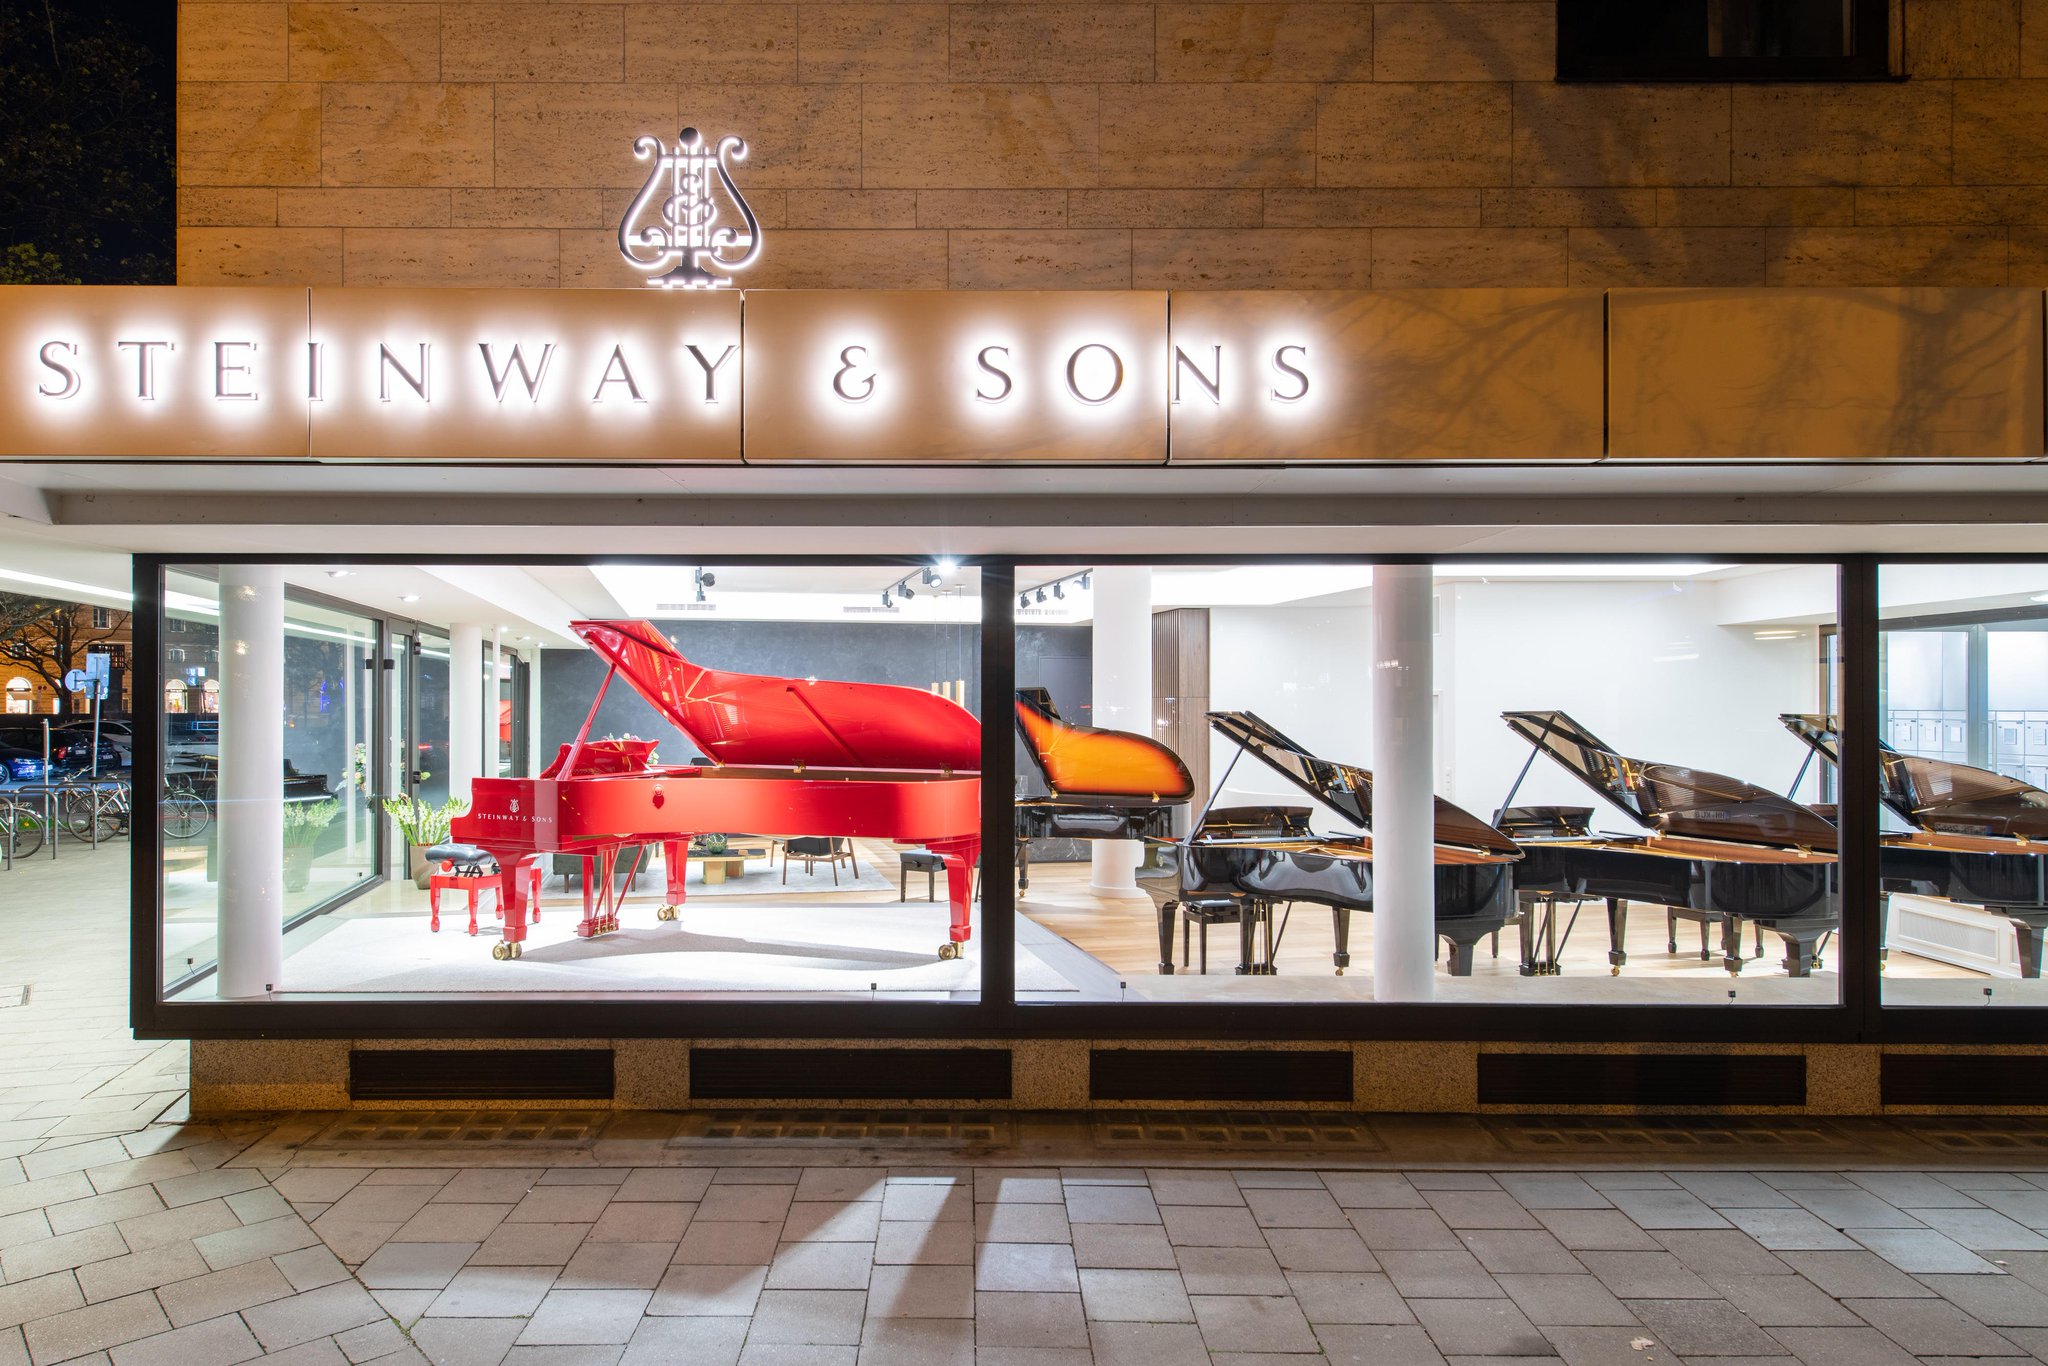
(571, 619), (982, 773)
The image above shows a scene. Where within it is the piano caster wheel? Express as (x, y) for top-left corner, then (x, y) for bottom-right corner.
(937, 942), (961, 961)
(1609, 966), (1620, 976)
(1334, 967), (1344, 977)
(656, 904), (678, 922)
(492, 941), (522, 961)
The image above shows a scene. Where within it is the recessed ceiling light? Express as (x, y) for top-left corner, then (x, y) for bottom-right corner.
(399, 594), (419, 603)
(2032, 593), (2048, 603)
(327, 570), (352, 579)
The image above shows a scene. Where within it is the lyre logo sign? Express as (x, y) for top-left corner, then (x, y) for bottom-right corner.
(618, 127), (762, 289)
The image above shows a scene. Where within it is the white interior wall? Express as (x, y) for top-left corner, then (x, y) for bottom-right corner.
(1205, 578), (1829, 834)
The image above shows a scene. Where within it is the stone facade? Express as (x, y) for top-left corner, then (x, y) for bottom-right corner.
(177, 3), (2048, 290)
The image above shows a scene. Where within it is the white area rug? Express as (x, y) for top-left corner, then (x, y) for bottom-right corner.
(279, 901), (1073, 995)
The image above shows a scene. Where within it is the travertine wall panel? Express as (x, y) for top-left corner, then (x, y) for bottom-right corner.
(178, 2), (2048, 290)
(1732, 85), (1954, 186)
(623, 6), (799, 84)
(1157, 5), (1372, 83)
(1371, 2), (1553, 82)
(323, 84), (495, 188)
(441, 5), (627, 83)
(287, 5), (440, 83)
(952, 5), (1156, 83)
(179, 5), (287, 82)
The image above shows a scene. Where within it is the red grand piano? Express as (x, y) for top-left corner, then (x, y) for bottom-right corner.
(449, 619), (982, 961)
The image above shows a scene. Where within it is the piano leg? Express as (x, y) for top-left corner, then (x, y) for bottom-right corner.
(1332, 907), (1351, 976)
(1699, 916), (1713, 963)
(1156, 899), (1177, 975)
(1606, 899), (1629, 975)
(1015, 837), (1031, 891)
(1722, 916), (1746, 975)
(1441, 932), (1478, 977)
(656, 839), (688, 923)
(490, 855), (538, 960)
(1774, 928), (1822, 978)
(926, 836), (978, 960)
(1667, 908), (1677, 954)
(2013, 920), (2044, 979)
(1519, 897), (1538, 976)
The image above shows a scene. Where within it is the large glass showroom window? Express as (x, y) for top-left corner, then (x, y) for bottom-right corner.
(1011, 562), (1843, 1006)
(1878, 563), (2048, 1005)
(156, 562), (983, 1004)
(162, 570), (379, 993)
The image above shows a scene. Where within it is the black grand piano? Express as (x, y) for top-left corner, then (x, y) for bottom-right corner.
(1497, 710), (1840, 977)
(1781, 712), (2048, 977)
(1139, 711), (1523, 977)
(1012, 687), (1194, 889)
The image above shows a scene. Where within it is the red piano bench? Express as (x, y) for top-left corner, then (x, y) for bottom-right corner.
(424, 843), (541, 937)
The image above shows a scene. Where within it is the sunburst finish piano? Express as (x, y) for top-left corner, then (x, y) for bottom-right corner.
(1012, 687), (1194, 890)
(1498, 710), (1839, 977)
(449, 619), (982, 961)
(1781, 712), (2048, 977)
(1140, 711), (1523, 977)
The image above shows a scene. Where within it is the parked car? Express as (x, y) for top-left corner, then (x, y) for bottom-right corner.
(0, 740), (46, 783)
(50, 720), (132, 773)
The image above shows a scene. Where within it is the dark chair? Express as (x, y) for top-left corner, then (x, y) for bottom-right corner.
(784, 836), (858, 885)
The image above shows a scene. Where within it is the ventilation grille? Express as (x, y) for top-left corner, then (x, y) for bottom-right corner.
(349, 1048), (614, 1102)
(1090, 1049), (1353, 1103)
(1884, 1055), (2048, 1109)
(674, 1110), (1010, 1143)
(1478, 1053), (1805, 1108)
(689, 1047), (1012, 1101)
(1093, 1110), (1380, 1148)
(319, 1110), (612, 1145)
(1488, 1115), (1842, 1152)
(1899, 1115), (2048, 1152)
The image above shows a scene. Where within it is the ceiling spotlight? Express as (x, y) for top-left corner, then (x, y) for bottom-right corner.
(1036, 588), (1047, 604)
(938, 558), (959, 574)
(1079, 571), (1091, 589)
(1052, 582), (1065, 600)
(900, 580), (916, 599)
(920, 567), (940, 587)
(881, 590), (892, 608)
(693, 567), (716, 603)
(1019, 592), (1030, 610)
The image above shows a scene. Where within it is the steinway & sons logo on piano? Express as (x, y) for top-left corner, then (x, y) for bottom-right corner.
(617, 126), (761, 289)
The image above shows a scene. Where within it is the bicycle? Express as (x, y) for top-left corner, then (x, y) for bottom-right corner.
(161, 778), (211, 841)
(0, 797), (47, 860)
(59, 776), (130, 843)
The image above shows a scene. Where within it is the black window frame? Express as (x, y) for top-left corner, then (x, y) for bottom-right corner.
(1557, 0), (1898, 82)
(128, 550), (2037, 1050)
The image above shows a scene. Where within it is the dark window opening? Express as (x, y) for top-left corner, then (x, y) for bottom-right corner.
(1558, 0), (1895, 81)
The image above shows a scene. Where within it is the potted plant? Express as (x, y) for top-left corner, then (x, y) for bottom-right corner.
(381, 794), (469, 888)
(281, 798), (340, 893)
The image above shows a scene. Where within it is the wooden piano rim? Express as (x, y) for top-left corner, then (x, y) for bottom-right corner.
(509, 764), (983, 784)
(1886, 831), (2041, 856)
(1167, 834), (1519, 866)
(1523, 834), (1837, 865)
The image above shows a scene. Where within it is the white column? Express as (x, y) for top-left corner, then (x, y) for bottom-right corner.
(449, 623), (484, 805)
(1090, 567), (1152, 895)
(1371, 564), (1435, 1003)
(217, 566), (285, 1000)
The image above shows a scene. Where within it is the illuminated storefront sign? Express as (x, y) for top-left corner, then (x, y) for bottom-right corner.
(617, 128), (762, 291)
(14, 286), (2031, 463)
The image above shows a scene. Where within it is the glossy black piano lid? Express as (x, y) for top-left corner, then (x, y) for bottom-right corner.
(1781, 712), (2048, 842)
(1502, 709), (1839, 852)
(1204, 710), (1520, 857)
